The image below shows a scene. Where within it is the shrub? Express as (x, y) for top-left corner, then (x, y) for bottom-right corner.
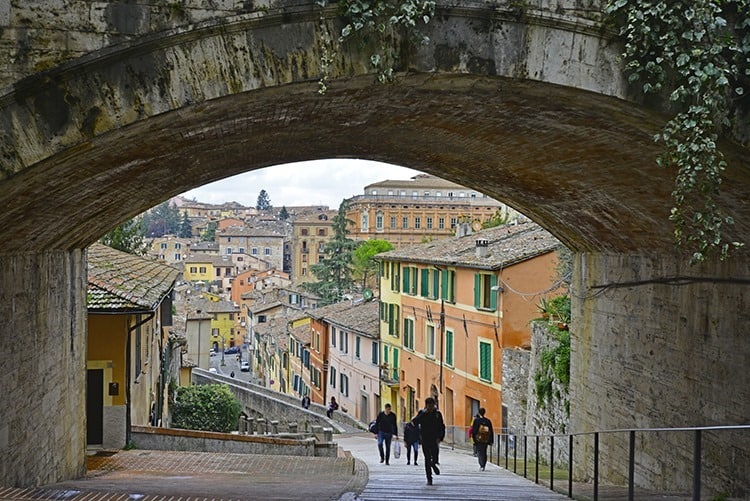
(171, 384), (241, 433)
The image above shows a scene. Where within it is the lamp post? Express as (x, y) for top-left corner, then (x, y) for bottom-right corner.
(221, 336), (225, 366)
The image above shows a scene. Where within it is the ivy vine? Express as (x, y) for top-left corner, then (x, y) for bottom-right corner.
(605, 0), (750, 264)
(534, 325), (570, 414)
(317, 0), (435, 91)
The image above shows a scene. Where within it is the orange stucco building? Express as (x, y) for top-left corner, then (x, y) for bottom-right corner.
(376, 222), (564, 432)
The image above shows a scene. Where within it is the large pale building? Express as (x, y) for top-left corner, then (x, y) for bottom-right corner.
(346, 174), (514, 248)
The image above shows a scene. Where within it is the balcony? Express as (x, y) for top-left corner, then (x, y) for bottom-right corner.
(379, 364), (399, 386)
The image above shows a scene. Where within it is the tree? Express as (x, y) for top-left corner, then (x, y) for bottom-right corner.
(279, 206), (289, 220)
(352, 239), (393, 290)
(142, 200), (182, 237)
(171, 384), (242, 433)
(178, 212), (193, 238)
(303, 199), (357, 305)
(256, 190), (272, 211)
(99, 217), (148, 255)
(202, 221), (217, 242)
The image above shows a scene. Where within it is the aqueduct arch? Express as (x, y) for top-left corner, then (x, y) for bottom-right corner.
(1, 0), (749, 495)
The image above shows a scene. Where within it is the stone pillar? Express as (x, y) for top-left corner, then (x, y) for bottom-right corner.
(256, 418), (266, 434)
(0, 250), (87, 487)
(246, 417), (255, 434)
(270, 420), (279, 434)
(288, 422), (298, 433)
(570, 253), (750, 497)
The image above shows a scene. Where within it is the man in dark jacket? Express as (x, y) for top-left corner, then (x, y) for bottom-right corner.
(411, 397), (445, 485)
(471, 407), (494, 471)
(375, 403), (398, 464)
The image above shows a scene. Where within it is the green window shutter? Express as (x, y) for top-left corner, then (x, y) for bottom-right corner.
(445, 330), (454, 366)
(421, 268), (429, 297)
(394, 305), (400, 335)
(380, 301), (384, 321)
(410, 268), (417, 295)
(474, 273), (481, 308)
(388, 303), (395, 334)
(403, 267), (410, 293)
(479, 342), (492, 381)
(490, 275), (498, 310)
(449, 271), (456, 302)
(432, 270), (439, 298)
(441, 269), (448, 300)
(384, 345), (389, 363)
(393, 348), (399, 369)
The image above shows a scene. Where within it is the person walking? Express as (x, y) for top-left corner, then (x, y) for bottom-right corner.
(301, 394), (310, 409)
(375, 403), (398, 465)
(411, 397), (445, 485)
(471, 407), (494, 471)
(403, 421), (420, 466)
(326, 396), (339, 418)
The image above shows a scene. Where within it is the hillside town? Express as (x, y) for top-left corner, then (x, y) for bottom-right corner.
(86, 173), (570, 451)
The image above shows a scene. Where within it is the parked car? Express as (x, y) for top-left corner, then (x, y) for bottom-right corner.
(209, 349), (216, 357)
(224, 346), (240, 355)
(208, 367), (218, 373)
(240, 361), (250, 372)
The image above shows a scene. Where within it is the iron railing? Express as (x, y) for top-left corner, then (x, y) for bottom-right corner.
(444, 424), (750, 500)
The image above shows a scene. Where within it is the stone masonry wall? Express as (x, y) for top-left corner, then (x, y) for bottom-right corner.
(0, 250), (87, 488)
(571, 253), (750, 498)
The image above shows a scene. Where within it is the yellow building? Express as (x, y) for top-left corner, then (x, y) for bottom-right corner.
(346, 174), (514, 248)
(87, 243), (180, 449)
(187, 296), (240, 353)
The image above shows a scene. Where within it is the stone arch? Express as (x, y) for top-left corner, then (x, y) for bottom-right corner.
(1, 0), (749, 495)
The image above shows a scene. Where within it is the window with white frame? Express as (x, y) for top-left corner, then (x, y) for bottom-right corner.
(340, 373), (349, 397)
(426, 324), (435, 358)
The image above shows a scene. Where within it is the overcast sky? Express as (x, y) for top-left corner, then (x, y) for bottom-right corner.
(180, 159), (423, 209)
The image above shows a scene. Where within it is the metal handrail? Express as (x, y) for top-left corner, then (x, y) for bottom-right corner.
(489, 424), (750, 500)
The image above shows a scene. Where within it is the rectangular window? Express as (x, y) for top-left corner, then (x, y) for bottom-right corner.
(226, 248), (233, 254)
(383, 345), (390, 364)
(264, 247), (271, 255)
(340, 374), (349, 397)
(445, 329), (454, 367)
(330, 366), (337, 388)
(403, 318), (415, 350)
(372, 341), (379, 364)
(450, 217), (457, 229)
(390, 262), (400, 292)
(332, 327), (336, 347)
(426, 217), (433, 229)
(390, 216), (397, 228)
(426, 324), (435, 358)
(402, 216), (408, 229)
(414, 217), (421, 229)
(388, 303), (400, 336)
(355, 336), (361, 358)
(402, 266), (417, 295)
(420, 268), (440, 299)
(160, 243), (167, 249)
(252, 247), (258, 255)
(190, 266), (197, 274)
(376, 214), (384, 230)
(479, 341), (492, 381)
(439, 217), (445, 229)
(199, 266), (206, 274)
(474, 273), (498, 311)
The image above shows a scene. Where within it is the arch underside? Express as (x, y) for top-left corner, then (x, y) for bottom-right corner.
(3, 73), (749, 255)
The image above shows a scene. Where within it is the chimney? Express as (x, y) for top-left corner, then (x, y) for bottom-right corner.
(475, 239), (489, 258)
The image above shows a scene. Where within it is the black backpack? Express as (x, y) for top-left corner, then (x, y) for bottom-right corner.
(368, 420), (377, 434)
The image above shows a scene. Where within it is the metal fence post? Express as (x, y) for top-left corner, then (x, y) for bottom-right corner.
(628, 431), (635, 501)
(569, 435), (573, 498)
(524, 435), (528, 478)
(550, 436), (555, 491)
(535, 436), (540, 484)
(693, 429), (702, 501)
(594, 432), (599, 501)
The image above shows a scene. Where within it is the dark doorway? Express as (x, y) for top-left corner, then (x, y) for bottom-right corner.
(86, 369), (104, 445)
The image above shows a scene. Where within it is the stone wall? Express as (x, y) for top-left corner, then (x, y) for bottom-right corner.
(500, 346), (530, 436)
(0, 250), (87, 488)
(192, 369), (365, 433)
(571, 253), (750, 498)
(131, 425), (338, 457)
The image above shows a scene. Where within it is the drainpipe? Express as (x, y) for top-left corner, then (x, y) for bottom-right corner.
(126, 312), (155, 447)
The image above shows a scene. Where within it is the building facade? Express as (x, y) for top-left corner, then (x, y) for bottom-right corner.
(375, 222), (564, 431)
(346, 174), (514, 248)
(289, 209), (337, 284)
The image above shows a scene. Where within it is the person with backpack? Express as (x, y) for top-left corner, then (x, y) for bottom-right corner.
(326, 396), (339, 418)
(374, 403), (398, 465)
(403, 421), (421, 466)
(411, 397), (445, 485)
(471, 407), (494, 471)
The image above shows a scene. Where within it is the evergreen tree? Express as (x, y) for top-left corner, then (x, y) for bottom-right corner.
(256, 190), (272, 211)
(99, 217), (148, 255)
(178, 212), (193, 238)
(142, 200), (182, 237)
(202, 221), (217, 242)
(279, 206), (289, 220)
(304, 200), (357, 305)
